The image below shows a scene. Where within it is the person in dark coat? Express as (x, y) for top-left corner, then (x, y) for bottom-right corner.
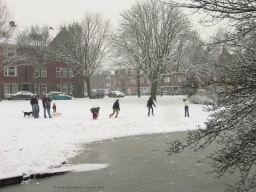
(147, 97), (156, 116)
(30, 95), (39, 118)
(109, 99), (120, 118)
(90, 107), (100, 120)
(42, 94), (52, 118)
(183, 98), (189, 117)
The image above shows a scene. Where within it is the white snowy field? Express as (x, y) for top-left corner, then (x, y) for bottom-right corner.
(0, 95), (210, 179)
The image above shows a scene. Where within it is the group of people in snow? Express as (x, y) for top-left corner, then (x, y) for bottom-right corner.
(90, 99), (121, 120)
(90, 97), (189, 120)
(30, 94), (57, 118)
(30, 94), (189, 119)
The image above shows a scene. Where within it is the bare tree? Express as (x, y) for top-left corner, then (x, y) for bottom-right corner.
(16, 25), (53, 94)
(115, 0), (191, 100)
(90, 65), (106, 91)
(177, 31), (210, 94)
(111, 33), (144, 97)
(0, 3), (28, 72)
(52, 13), (111, 98)
(166, 1), (256, 191)
(0, 2), (22, 100)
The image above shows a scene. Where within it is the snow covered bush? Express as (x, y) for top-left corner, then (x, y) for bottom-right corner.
(189, 94), (214, 105)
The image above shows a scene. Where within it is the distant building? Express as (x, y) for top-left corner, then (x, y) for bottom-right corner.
(114, 69), (185, 95)
(0, 23), (84, 99)
(85, 71), (115, 95)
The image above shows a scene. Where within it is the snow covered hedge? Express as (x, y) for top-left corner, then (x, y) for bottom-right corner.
(189, 94), (214, 105)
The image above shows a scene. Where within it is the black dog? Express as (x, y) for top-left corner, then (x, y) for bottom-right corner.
(22, 111), (33, 117)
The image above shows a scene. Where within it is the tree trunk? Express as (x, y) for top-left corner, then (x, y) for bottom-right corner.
(85, 78), (92, 98)
(151, 81), (158, 101)
(137, 73), (141, 98)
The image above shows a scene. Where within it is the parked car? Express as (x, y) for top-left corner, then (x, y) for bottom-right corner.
(163, 91), (171, 95)
(48, 92), (72, 100)
(90, 91), (105, 99)
(141, 91), (150, 95)
(173, 90), (185, 95)
(108, 91), (125, 98)
(4, 91), (35, 100)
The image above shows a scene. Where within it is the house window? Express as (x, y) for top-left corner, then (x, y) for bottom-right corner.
(4, 84), (10, 94)
(34, 84), (38, 94)
(12, 84), (18, 93)
(106, 82), (111, 88)
(140, 77), (144, 84)
(126, 78), (130, 84)
(164, 77), (170, 83)
(131, 70), (136, 75)
(56, 68), (61, 78)
(41, 84), (47, 94)
(140, 87), (150, 93)
(106, 76), (111, 81)
(5, 47), (16, 57)
(24, 68), (28, 81)
(177, 76), (181, 82)
(4, 84), (18, 94)
(69, 84), (73, 94)
(34, 69), (40, 78)
(8, 52), (14, 57)
(56, 85), (61, 92)
(62, 68), (68, 78)
(4, 66), (17, 76)
(62, 84), (68, 94)
(41, 68), (47, 77)
(69, 68), (73, 78)
(131, 78), (136, 84)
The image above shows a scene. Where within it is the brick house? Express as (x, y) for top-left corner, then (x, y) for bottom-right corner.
(89, 71), (115, 94)
(113, 69), (185, 95)
(86, 68), (185, 96)
(0, 24), (84, 99)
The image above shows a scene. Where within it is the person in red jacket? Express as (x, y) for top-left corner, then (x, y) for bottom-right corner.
(90, 107), (100, 120)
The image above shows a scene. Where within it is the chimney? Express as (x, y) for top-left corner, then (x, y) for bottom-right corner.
(9, 21), (16, 27)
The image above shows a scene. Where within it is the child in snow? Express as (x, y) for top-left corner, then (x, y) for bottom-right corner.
(52, 103), (56, 113)
(90, 107), (100, 120)
(183, 99), (189, 117)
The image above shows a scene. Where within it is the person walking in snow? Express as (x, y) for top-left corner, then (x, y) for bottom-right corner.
(183, 98), (189, 117)
(90, 107), (100, 120)
(109, 99), (120, 118)
(147, 97), (156, 116)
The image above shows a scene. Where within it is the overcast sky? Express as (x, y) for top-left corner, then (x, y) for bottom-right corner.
(3, 0), (219, 40)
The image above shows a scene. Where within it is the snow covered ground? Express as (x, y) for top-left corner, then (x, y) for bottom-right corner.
(0, 95), (210, 179)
